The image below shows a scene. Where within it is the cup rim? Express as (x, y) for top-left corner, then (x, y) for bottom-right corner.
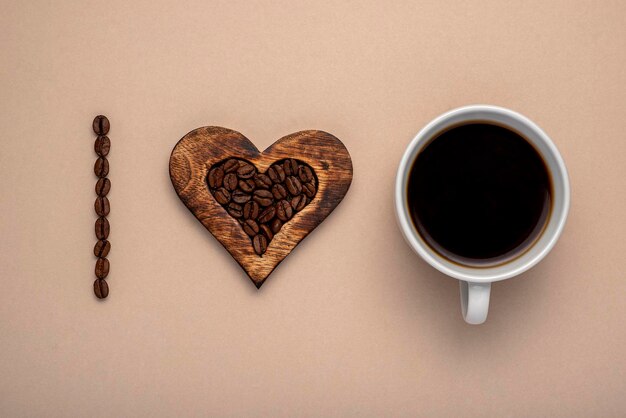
(395, 105), (570, 283)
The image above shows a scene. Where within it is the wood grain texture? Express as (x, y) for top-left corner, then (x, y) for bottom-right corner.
(169, 127), (353, 288)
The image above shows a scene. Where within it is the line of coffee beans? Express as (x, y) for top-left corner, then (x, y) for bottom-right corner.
(93, 115), (111, 299)
(207, 158), (318, 256)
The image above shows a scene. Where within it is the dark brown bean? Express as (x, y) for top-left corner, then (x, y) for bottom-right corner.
(258, 206), (276, 223)
(94, 278), (109, 299)
(270, 218), (282, 234)
(227, 202), (243, 218)
(94, 157), (109, 178)
(94, 136), (111, 157)
(253, 189), (274, 206)
(94, 240), (111, 257)
(285, 176), (302, 196)
(95, 196), (110, 216)
(243, 219), (259, 236)
(223, 173), (238, 191)
(272, 184), (288, 200)
(276, 199), (293, 221)
(239, 179), (255, 193)
(254, 174), (272, 189)
(214, 187), (230, 204)
(208, 166), (225, 188)
(95, 257), (110, 279)
(291, 194), (308, 211)
(302, 181), (316, 198)
(243, 201), (260, 220)
(237, 162), (256, 179)
(283, 159), (299, 176)
(283, 160), (292, 176)
(252, 234), (268, 255)
(92, 115), (110, 135)
(298, 166), (314, 183)
(268, 165), (285, 183)
(260, 224), (273, 241)
(231, 190), (251, 204)
(95, 178), (111, 196)
(223, 159), (240, 173)
(95, 217), (110, 240)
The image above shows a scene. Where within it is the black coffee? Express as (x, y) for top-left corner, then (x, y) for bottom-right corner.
(407, 122), (551, 266)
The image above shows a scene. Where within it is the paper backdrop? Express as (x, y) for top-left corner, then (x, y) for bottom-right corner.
(1, 1), (624, 416)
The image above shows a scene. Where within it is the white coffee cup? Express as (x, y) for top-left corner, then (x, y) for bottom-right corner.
(395, 105), (570, 324)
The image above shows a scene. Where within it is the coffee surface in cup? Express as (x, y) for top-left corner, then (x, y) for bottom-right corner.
(407, 122), (551, 266)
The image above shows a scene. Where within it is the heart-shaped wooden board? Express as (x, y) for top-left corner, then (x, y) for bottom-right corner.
(169, 127), (353, 288)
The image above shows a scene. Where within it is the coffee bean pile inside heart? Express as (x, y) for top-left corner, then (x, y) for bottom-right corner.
(207, 158), (318, 256)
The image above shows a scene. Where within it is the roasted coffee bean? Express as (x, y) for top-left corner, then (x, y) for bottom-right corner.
(253, 234), (268, 255)
(268, 165), (285, 183)
(94, 157), (109, 177)
(298, 165), (314, 183)
(243, 201), (260, 220)
(302, 181), (316, 198)
(254, 174), (272, 189)
(258, 206), (276, 223)
(95, 257), (110, 279)
(223, 159), (239, 173)
(214, 187), (230, 204)
(94, 278), (109, 299)
(272, 184), (288, 200)
(283, 159), (299, 176)
(291, 194), (307, 211)
(95, 178), (111, 197)
(283, 160), (292, 175)
(92, 115), (110, 135)
(95, 217), (110, 240)
(239, 178), (255, 193)
(231, 190), (251, 204)
(208, 166), (225, 188)
(285, 176), (302, 196)
(253, 189), (274, 206)
(270, 218), (282, 234)
(94, 136), (111, 157)
(223, 173), (238, 191)
(243, 219), (260, 236)
(95, 196), (110, 216)
(94, 239), (111, 257)
(276, 199), (293, 221)
(227, 202), (243, 218)
(260, 224), (274, 241)
(237, 162), (256, 179)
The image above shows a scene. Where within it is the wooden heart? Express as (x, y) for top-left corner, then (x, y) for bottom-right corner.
(169, 127), (353, 288)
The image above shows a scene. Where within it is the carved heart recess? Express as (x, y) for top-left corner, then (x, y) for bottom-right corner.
(206, 158), (319, 256)
(169, 127), (353, 288)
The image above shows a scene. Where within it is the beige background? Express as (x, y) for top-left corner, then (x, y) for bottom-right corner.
(1, 0), (625, 416)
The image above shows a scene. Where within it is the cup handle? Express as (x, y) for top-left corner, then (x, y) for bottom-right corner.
(460, 281), (491, 324)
